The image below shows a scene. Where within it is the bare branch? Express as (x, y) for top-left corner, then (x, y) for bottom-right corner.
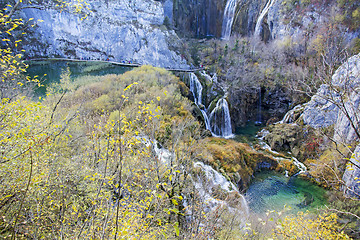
(326, 206), (360, 220)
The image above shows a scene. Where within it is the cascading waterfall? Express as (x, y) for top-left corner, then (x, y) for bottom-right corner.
(139, 136), (173, 165)
(193, 161), (249, 218)
(148, 137), (249, 224)
(190, 73), (203, 106)
(209, 97), (235, 138)
(254, 0), (276, 37)
(189, 73), (234, 138)
(278, 104), (305, 124)
(255, 87), (262, 125)
(221, 0), (238, 40)
(190, 73), (211, 130)
(256, 129), (307, 175)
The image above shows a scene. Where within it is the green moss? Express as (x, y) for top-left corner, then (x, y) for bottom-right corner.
(194, 137), (278, 189)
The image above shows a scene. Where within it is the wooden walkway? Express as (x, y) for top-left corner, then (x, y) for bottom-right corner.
(28, 58), (203, 73)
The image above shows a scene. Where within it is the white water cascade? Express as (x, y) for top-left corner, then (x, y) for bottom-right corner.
(189, 73), (234, 138)
(209, 97), (235, 138)
(147, 137), (249, 225)
(193, 161), (249, 218)
(254, 0), (276, 37)
(190, 73), (211, 130)
(221, 0), (238, 40)
(256, 129), (307, 175)
(278, 104), (305, 124)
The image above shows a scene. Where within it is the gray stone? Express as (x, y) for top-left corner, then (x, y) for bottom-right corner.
(301, 84), (339, 129)
(334, 92), (360, 144)
(163, 0), (173, 23)
(332, 54), (360, 144)
(267, 0), (289, 40)
(332, 54), (360, 88)
(299, 53), (360, 145)
(342, 145), (360, 198)
(20, 0), (188, 69)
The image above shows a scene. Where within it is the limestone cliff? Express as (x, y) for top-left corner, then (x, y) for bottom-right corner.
(20, 0), (188, 69)
(343, 145), (360, 197)
(173, 0), (227, 38)
(300, 53), (360, 144)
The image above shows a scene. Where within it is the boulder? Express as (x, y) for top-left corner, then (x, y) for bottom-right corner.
(264, 123), (302, 153)
(334, 93), (360, 144)
(301, 84), (339, 129)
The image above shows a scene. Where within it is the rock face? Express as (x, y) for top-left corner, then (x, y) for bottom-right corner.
(301, 85), (340, 129)
(20, 0), (188, 69)
(172, 0), (274, 39)
(332, 55), (360, 144)
(173, 0), (226, 38)
(343, 145), (360, 198)
(228, 86), (291, 129)
(300, 53), (360, 144)
(230, 0), (263, 37)
(266, 0), (325, 41)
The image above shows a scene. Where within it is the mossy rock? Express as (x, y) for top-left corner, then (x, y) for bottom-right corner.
(193, 137), (278, 190)
(264, 123), (303, 153)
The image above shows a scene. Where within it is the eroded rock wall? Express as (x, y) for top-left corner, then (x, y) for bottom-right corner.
(173, 0), (227, 38)
(20, 0), (188, 68)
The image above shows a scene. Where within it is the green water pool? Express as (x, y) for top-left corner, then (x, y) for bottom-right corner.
(245, 171), (327, 214)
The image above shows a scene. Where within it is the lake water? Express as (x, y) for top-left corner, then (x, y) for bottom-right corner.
(234, 121), (264, 143)
(26, 60), (133, 96)
(245, 171), (327, 214)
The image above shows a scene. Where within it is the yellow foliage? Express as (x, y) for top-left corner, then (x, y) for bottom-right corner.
(305, 145), (350, 189)
(273, 212), (351, 239)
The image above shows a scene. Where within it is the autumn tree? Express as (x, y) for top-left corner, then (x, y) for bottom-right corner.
(273, 212), (351, 239)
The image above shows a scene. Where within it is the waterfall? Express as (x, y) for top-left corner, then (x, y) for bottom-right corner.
(221, 0), (238, 40)
(190, 73), (211, 130)
(139, 136), (173, 165)
(278, 104), (305, 124)
(190, 72), (204, 106)
(194, 161), (249, 217)
(209, 98), (234, 138)
(255, 87), (262, 125)
(254, 0), (276, 37)
(291, 157), (307, 175)
(256, 131), (307, 175)
(258, 140), (307, 175)
(153, 142), (173, 166)
(189, 73), (234, 138)
(147, 137), (249, 224)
